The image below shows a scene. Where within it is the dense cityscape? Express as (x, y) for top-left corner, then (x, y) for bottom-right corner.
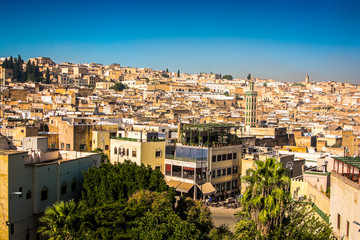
(0, 55), (359, 239)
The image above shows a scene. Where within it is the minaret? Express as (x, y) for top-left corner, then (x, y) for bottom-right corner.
(245, 80), (257, 127)
(305, 73), (310, 83)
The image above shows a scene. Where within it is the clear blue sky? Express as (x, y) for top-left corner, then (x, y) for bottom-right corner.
(1, 0), (359, 83)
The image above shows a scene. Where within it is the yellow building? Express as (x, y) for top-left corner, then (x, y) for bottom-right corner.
(110, 131), (165, 173)
(92, 130), (117, 157)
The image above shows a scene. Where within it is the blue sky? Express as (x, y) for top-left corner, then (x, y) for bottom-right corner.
(1, 0), (359, 82)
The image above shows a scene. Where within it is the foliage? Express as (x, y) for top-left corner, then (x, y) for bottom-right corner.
(234, 158), (332, 239)
(38, 200), (78, 240)
(92, 148), (109, 164)
(203, 87), (210, 92)
(39, 162), (216, 240)
(110, 82), (128, 91)
(247, 73), (251, 80)
(45, 67), (51, 84)
(81, 160), (171, 207)
(177, 69), (180, 77)
(25, 61), (42, 82)
(2, 55), (26, 82)
(292, 82), (305, 87)
(208, 224), (234, 240)
(222, 75), (233, 80)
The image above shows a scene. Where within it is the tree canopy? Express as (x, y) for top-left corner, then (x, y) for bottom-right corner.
(110, 82), (128, 91)
(222, 75), (233, 80)
(38, 161), (218, 240)
(234, 158), (332, 239)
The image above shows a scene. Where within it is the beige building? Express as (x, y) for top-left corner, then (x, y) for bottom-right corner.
(0, 137), (101, 240)
(330, 170), (360, 240)
(109, 131), (165, 173)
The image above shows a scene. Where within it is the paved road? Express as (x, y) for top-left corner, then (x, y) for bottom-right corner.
(209, 206), (240, 232)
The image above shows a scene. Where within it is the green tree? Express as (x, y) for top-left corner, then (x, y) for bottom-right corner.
(177, 69), (180, 77)
(247, 73), (251, 80)
(235, 158), (332, 239)
(45, 67), (51, 84)
(222, 75), (233, 80)
(208, 224), (233, 240)
(38, 200), (78, 240)
(203, 87), (210, 92)
(110, 82), (128, 91)
(92, 148), (109, 164)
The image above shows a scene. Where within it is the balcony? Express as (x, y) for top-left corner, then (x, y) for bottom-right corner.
(166, 154), (207, 163)
(111, 136), (165, 142)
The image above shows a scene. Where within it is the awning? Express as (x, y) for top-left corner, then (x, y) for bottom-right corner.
(167, 180), (181, 188)
(199, 182), (216, 195)
(176, 182), (195, 193)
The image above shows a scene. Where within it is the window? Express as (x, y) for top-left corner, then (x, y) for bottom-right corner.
(233, 166), (238, 174)
(80, 144), (86, 150)
(217, 155), (222, 162)
(71, 179), (77, 192)
(61, 182), (67, 195)
(212, 155), (216, 162)
(114, 147), (117, 154)
(227, 168), (232, 175)
(132, 149), (137, 157)
(217, 169), (221, 177)
(126, 148), (129, 156)
(233, 152), (237, 159)
(61, 143), (64, 149)
(66, 144), (70, 150)
(221, 183), (225, 191)
(155, 150), (162, 158)
(105, 145), (109, 150)
(155, 166), (161, 171)
(212, 170), (216, 178)
(232, 180), (238, 189)
(26, 190), (32, 200)
(337, 214), (341, 229)
(226, 181), (231, 190)
(346, 221), (349, 237)
(227, 153), (232, 160)
(222, 154), (227, 161)
(21, 130), (24, 133)
(222, 169), (226, 176)
(41, 186), (48, 201)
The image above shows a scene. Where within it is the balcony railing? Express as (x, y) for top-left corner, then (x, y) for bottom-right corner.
(111, 136), (165, 142)
(165, 154), (207, 163)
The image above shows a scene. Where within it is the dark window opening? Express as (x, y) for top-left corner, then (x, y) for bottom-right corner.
(61, 182), (67, 195)
(26, 190), (32, 200)
(71, 179), (77, 192)
(41, 187), (48, 201)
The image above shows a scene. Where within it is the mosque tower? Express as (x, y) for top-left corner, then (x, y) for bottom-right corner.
(245, 80), (257, 127)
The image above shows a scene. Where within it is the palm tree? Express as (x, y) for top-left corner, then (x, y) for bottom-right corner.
(236, 158), (290, 237)
(38, 200), (78, 240)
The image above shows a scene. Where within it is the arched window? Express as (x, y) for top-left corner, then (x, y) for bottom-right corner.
(61, 181), (67, 195)
(114, 147), (117, 154)
(71, 179), (77, 192)
(41, 186), (48, 201)
(126, 149), (129, 156)
(132, 148), (137, 157)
